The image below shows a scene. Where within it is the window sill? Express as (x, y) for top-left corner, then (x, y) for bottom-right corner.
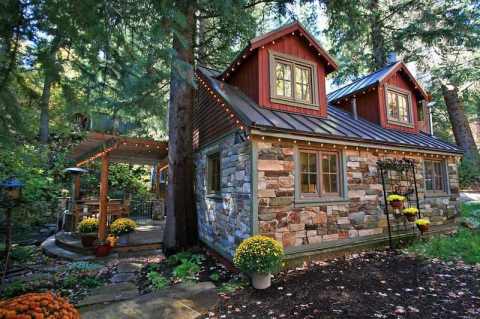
(386, 119), (415, 128)
(294, 197), (349, 207)
(206, 193), (222, 200)
(270, 97), (319, 110)
(425, 192), (449, 198)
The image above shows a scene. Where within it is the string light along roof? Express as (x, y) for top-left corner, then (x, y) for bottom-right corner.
(197, 66), (462, 155)
(68, 132), (168, 166)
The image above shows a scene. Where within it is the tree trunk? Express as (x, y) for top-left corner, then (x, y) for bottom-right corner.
(368, 0), (386, 70)
(442, 84), (479, 161)
(164, 0), (197, 253)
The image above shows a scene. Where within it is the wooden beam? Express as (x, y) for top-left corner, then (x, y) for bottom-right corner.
(74, 175), (81, 199)
(98, 154), (109, 241)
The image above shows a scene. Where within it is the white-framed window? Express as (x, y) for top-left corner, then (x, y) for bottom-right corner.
(270, 51), (318, 108)
(385, 85), (413, 126)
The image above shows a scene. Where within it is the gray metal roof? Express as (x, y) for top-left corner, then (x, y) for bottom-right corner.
(327, 62), (399, 102)
(198, 66), (462, 154)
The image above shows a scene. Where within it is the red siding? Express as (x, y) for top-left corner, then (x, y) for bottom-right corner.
(227, 53), (259, 103)
(258, 35), (328, 117)
(193, 84), (237, 149)
(334, 88), (381, 124)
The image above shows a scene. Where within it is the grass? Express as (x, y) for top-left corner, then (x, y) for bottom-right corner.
(409, 201), (480, 264)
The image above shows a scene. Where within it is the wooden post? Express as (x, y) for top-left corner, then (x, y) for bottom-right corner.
(74, 175), (81, 199)
(98, 154), (109, 241)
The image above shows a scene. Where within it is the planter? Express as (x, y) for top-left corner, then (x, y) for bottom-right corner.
(117, 233), (131, 245)
(80, 233), (97, 247)
(251, 273), (271, 290)
(390, 200), (404, 209)
(95, 244), (111, 257)
(417, 223), (430, 234)
(404, 214), (416, 222)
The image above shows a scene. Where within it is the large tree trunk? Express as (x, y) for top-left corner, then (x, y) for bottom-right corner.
(164, 0), (197, 253)
(442, 84), (479, 161)
(368, 0), (386, 70)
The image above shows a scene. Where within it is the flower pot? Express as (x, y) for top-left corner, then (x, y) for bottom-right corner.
(251, 273), (271, 290)
(117, 233), (130, 245)
(405, 214), (416, 222)
(80, 233), (97, 247)
(95, 244), (111, 257)
(417, 223), (430, 234)
(390, 200), (404, 209)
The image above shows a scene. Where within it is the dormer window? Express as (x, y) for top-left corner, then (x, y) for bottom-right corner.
(385, 85), (413, 126)
(269, 51), (318, 108)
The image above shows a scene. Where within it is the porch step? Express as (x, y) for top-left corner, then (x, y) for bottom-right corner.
(41, 235), (95, 261)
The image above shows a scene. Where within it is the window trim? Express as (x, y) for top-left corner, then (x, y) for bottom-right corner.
(206, 151), (221, 195)
(269, 50), (319, 109)
(295, 147), (343, 201)
(423, 159), (447, 195)
(384, 84), (414, 128)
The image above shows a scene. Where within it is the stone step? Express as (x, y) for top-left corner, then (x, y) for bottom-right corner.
(41, 235), (95, 261)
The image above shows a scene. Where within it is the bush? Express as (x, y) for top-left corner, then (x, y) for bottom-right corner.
(147, 271), (169, 290)
(459, 157), (480, 188)
(0, 292), (80, 318)
(173, 259), (201, 280)
(77, 218), (99, 233)
(233, 236), (284, 274)
(110, 218), (136, 236)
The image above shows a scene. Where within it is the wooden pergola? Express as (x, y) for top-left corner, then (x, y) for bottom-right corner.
(68, 132), (168, 241)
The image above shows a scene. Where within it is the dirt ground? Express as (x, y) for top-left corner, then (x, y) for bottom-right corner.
(210, 250), (480, 319)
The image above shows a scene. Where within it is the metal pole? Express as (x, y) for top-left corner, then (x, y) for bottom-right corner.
(380, 167), (393, 249)
(411, 161), (421, 219)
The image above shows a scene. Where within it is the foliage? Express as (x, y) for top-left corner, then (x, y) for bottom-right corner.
(403, 207), (418, 216)
(415, 219), (430, 226)
(0, 292), (80, 319)
(386, 194), (405, 203)
(166, 251), (194, 266)
(209, 272), (221, 282)
(109, 218), (136, 236)
(459, 157), (480, 188)
(9, 245), (35, 264)
(172, 259), (201, 280)
(77, 218), (99, 233)
(233, 236), (284, 274)
(77, 276), (103, 289)
(377, 158), (415, 172)
(0, 280), (28, 299)
(147, 271), (169, 290)
(67, 261), (103, 273)
(217, 278), (248, 294)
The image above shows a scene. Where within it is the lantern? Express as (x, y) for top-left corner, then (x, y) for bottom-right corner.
(0, 177), (24, 202)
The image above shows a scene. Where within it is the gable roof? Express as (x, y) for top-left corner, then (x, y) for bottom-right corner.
(198, 66), (462, 155)
(219, 21), (338, 81)
(328, 61), (429, 102)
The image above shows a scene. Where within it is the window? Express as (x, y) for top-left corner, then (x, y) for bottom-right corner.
(270, 52), (317, 107)
(417, 100), (426, 121)
(207, 153), (220, 194)
(299, 150), (340, 197)
(386, 86), (413, 125)
(424, 160), (445, 193)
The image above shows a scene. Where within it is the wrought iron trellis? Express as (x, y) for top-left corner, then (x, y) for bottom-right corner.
(377, 158), (421, 249)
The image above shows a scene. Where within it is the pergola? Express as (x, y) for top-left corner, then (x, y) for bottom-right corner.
(68, 132), (168, 241)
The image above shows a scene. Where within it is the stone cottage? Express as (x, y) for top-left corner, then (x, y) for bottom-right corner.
(193, 22), (462, 259)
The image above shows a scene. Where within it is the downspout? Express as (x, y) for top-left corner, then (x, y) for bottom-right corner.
(428, 104), (434, 136)
(351, 96), (358, 120)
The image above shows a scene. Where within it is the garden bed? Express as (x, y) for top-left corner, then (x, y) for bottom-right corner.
(210, 250), (480, 318)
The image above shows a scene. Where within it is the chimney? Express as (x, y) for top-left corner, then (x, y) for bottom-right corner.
(387, 52), (397, 64)
(351, 97), (358, 120)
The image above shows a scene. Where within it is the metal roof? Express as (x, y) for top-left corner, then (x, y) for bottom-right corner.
(198, 67), (462, 154)
(327, 62), (399, 102)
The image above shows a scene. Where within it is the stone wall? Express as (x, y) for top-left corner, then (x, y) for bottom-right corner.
(195, 133), (252, 258)
(255, 139), (460, 251)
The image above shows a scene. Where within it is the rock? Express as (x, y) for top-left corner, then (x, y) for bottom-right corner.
(111, 272), (136, 283)
(117, 262), (143, 273)
(77, 282), (139, 307)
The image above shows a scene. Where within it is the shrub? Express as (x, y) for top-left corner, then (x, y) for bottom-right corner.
(110, 218), (136, 236)
(0, 280), (28, 299)
(147, 271), (169, 290)
(173, 259), (201, 280)
(67, 261), (103, 273)
(233, 236), (284, 274)
(10, 245), (35, 263)
(77, 218), (99, 233)
(0, 292), (80, 318)
(403, 207), (418, 215)
(386, 194), (405, 202)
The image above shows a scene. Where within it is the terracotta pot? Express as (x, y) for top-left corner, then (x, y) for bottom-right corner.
(390, 200), (404, 209)
(417, 223), (430, 234)
(405, 214), (416, 222)
(95, 244), (111, 257)
(80, 233), (97, 247)
(251, 273), (271, 290)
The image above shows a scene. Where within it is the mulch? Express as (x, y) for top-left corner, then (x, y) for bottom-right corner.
(210, 250), (480, 319)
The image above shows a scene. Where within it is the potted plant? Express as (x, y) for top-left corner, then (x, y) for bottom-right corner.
(233, 235), (284, 289)
(387, 194), (406, 209)
(402, 207), (418, 222)
(77, 218), (99, 247)
(110, 218), (137, 245)
(95, 240), (112, 257)
(416, 219), (430, 234)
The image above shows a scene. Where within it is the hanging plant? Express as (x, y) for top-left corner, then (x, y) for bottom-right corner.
(386, 194), (405, 209)
(377, 158), (415, 172)
(416, 219), (430, 234)
(403, 207), (418, 222)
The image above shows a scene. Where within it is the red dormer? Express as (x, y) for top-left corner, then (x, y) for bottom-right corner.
(329, 61), (431, 134)
(219, 22), (338, 118)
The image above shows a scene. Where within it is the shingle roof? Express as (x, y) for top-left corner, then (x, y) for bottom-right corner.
(327, 62), (399, 102)
(198, 66), (462, 154)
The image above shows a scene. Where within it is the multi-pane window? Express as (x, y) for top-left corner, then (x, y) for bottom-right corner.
(387, 88), (412, 124)
(271, 53), (316, 106)
(207, 153), (220, 194)
(299, 150), (340, 197)
(424, 160), (445, 192)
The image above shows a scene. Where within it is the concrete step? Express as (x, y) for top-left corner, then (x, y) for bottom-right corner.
(41, 235), (95, 261)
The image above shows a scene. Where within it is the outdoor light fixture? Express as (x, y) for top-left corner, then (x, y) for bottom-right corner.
(0, 176), (24, 203)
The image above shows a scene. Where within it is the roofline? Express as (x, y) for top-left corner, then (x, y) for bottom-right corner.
(219, 21), (338, 80)
(250, 128), (463, 156)
(382, 61), (429, 100)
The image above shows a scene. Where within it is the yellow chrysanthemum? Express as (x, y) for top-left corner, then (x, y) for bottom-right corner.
(233, 235), (284, 274)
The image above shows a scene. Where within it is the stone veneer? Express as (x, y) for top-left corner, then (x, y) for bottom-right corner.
(195, 133), (252, 257)
(255, 139), (460, 251)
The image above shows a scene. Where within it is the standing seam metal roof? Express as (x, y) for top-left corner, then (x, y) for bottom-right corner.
(197, 66), (462, 154)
